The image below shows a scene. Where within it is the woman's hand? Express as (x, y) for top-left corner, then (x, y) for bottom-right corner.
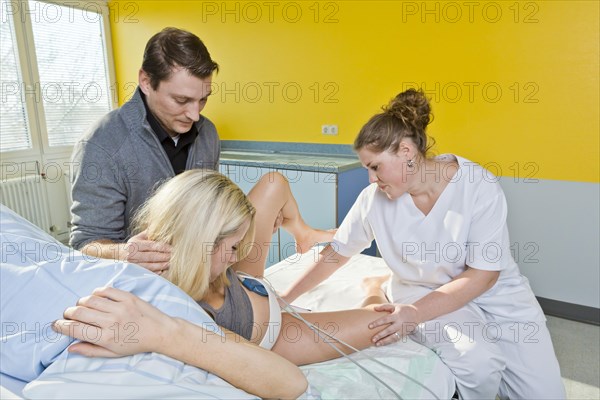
(52, 286), (178, 358)
(53, 287), (307, 399)
(368, 303), (420, 346)
(367, 268), (500, 347)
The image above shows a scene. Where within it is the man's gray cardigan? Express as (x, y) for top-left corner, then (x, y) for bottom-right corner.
(69, 89), (220, 249)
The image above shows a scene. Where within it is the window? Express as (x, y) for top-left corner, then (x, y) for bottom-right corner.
(1, 9), (32, 152)
(0, 0), (116, 243)
(1, 0), (116, 154)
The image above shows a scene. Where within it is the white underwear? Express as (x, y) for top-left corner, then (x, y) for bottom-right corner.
(236, 272), (282, 350)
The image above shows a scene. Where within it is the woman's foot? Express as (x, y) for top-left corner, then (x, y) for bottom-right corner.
(362, 275), (390, 293)
(294, 228), (336, 254)
(361, 274), (391, 307)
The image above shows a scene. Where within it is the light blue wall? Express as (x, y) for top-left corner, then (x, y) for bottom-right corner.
(500, 178), (600, 308)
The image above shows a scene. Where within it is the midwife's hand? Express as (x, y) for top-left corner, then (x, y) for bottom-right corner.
(125, 231), (172, 274)
(369, 303), (420, 346)
(52, 286), (178, 358)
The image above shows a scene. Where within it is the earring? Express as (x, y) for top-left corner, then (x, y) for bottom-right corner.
(407, 159), (414, 168)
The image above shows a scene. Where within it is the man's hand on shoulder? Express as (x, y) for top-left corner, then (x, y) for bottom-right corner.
(125, 231), (172, 273)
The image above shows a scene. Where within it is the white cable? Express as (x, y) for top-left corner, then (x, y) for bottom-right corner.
(283, 303), (440, 400)
(282, 302), (403, 399)
(261, 277), (441, 400)
(288, 307), (441, 400)
(259, 277), (402, 398)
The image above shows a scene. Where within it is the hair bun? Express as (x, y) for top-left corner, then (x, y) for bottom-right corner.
(384, 88), (432, 132)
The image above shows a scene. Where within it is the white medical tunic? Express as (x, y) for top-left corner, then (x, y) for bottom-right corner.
(333, 155), (545, 323)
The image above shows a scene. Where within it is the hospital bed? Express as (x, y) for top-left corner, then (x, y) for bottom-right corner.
(266, 249), (456, 399)
(0, 205), (455, 399)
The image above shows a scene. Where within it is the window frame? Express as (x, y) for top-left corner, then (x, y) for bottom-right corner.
(1, 0), (118, 163)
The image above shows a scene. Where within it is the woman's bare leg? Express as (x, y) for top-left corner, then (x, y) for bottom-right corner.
(270, 275), (393, 365)
(271, 309), (392, 365)
(234, 172), (334, 277)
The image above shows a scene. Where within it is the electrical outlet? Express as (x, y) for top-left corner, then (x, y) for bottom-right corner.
(321, 124), (338, 135)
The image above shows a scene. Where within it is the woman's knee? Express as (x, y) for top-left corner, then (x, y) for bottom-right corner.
(248, 172), (289, 206)
(458, 342), (505, 387)
(257, 171), (288, 191)
(415, 324), (506, 390)
(431, 339), (505, 398)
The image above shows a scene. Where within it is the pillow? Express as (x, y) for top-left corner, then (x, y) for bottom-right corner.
(0, 205), (256, 399)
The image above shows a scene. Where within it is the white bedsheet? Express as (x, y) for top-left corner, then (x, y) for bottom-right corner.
(265, 248), (456, 399)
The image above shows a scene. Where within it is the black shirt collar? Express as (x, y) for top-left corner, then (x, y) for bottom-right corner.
(139, 88), (199, 174)
(139, 89), (198, 145)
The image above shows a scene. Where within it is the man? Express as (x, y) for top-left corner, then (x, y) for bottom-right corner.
(70, 28), (220, 271)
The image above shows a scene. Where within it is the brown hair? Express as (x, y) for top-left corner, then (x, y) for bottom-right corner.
(354, 88), (435, 157)
(142, 27), (219, 90)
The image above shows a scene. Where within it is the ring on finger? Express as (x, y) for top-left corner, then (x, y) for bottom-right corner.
(394, 332), (401, 340)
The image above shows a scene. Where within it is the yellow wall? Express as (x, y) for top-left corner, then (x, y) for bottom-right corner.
(108, 1), (599, 183)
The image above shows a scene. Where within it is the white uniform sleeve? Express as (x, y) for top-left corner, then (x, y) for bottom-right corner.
(466, 181), (512, 271)
(332, 185), (376, 258)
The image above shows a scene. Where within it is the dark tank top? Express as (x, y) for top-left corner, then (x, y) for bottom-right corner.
(197, 269), (254, 340)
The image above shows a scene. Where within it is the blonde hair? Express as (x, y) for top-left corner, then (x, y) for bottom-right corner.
(132, 170), (255, 300)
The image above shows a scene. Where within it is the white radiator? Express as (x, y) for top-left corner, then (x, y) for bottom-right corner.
(0, 175), (53, 233)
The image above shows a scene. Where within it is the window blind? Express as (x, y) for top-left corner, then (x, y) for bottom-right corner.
(29, 0), (113, 147)
(0, 6), (32, 152)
